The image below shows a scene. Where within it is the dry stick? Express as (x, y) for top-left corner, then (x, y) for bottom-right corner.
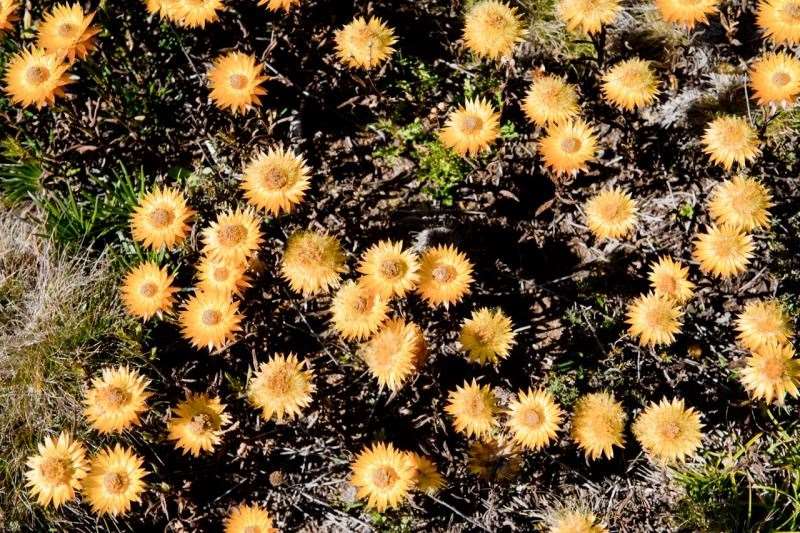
(298, 491), (373, 530)
(426, 494), (492, 532)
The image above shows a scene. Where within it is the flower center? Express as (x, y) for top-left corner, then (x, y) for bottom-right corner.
(40, 457), (72, 484)
(371, 465), (398, 489)
(148, 207), (175, 228)
(213, 266), (230, 282)
(98, 386), (130, 409)
(523, 408), (542, 427)
(474, 326), (495, 346)
(58, 23), (76, 38)
(262, 166), (289, 189)
(265, 368), (292, 395)
(189, 412), (215, 433)
(139, 281), (158, 297)
(202, 309), (222, 326)
(218, 223), (247, 247)
(719, 123), (747, 148)
(298, 241), (324, 263)
(644, 304), (671, 328)
(380, 259), (403, 279)
(243, 527), (260, 533)
(657, 275), (677, 294)
(781, 2), (800, 22)
(352, 26), (380, 49)
(663, 422), (681, 439)
(560, 137), (582, 154)
(461, 114), (484, 134)
(432, 264), (456, 284)
(353, 296), (369, 313)
(772, 71), (791, 87)
(229, 73), (249, 90)
(465, 394), (487, 417)
(619, 67), (647, 90)
(26, 66), (50, 85)
(484, 11), (509, 29)
(762, 357), (786, 380)
(103, 471), (129, 495)
(598, 200), (624, 220)
(712, 233), (741, 258)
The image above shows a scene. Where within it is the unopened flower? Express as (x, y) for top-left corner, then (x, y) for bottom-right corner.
(248, 353), (315, 421)
(708, 176), (772, 231)
(281, 230), (346, 296)
(330, 280), (389, 341)
(334, 17), (396, 69)
(571, 392), (626, 460)
(360, 318), (427, 391)
(626, 292), (683, 347)
(601, 58), (659, 111)
(735, 299), (793, 351)
(701, 115), (760, 170)
(557, 0), (622, 35)
(407, 452), (444, 494)
(692, 224), (754, 278)
(459, 307), (516, 365)
(463, 0), (523, 60)
(445, 379), (498, 438)
(584, 187), (638, 240)
(522, 74), (580, 127)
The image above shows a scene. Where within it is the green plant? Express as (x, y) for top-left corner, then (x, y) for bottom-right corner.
(414, 140), (468, 206)
(0, 137), (44, 205)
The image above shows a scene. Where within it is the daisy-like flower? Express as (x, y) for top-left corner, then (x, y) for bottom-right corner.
(196, 255), (251, 298)
(462, 0), (524, 60)
(633, 398), (703, 463)
(648, 256), (695, 303)
(240, 146), (311, 215)
(130, 186), (194, 249)
(571, 392), (626, 460)
(25, 432), (88, 508)
(334, 16), (396, 70)
(167, 392), (232, 456)
(756, 0), (800, 44)
(0, 0), (19, 35)
(3, 47), (70, 109)
(248, 353), (315, 421)
(37, 3), (100, 62)
(439, 97), (501, 156)
(741, 343), (800, 405)
(83, 444), (148, 516)
(547, 509), (609, 533)
(120, 261), (177, 320)
(522, 74), (580, 127)
(407, 452), (444, 494)
(459, 307), (516, 365)
(750, 51), (800, 107)
(538, 119), (599, 175)
(258, 0), (299, 11)
(701, 115), (760, 170)
(178, 291), (243, 351)
(357, 240), (420, 299)
(506, 388), (563, 451)
(173, 0), (224, 28)
(467, 437), (523, 482)
(601, 58), (659, 111)
(557, 0), (622, 35)
(84, 366), (151, 434)
(350, 442), (416, 511)
(330, 280), (389, 341)
(655, 0), (719, 28)
(626, 292), (683, 347)
(281, 230), (347, 296)
(708, 176), (772, 231)
(201, 207), (263, 264)
(224, 503), (278, 533)
(416, 244), (474, 308)
(692, 224), (754, 278)
(143, 0), (180, 20)
(584, 187), (638, 240)
(360, 318), (427, 391)
(445, 379), (498, 438)
(735, 299), (793, 351)
(208, 51), (268, 114)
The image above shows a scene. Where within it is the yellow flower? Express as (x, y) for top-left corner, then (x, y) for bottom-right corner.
(708, 176), (772, 231)
(0, 0), (19, 34)
(208, 51), (268, 114)
(120, 261), (177, 320)
(416, 244), (474, 308)
(467, 437), (522, 482)
(749, 51), (800, 106)
(3, 47), (70, 109)
(196, 255), (251, 298)
(571, 392), (626, 460)
(445, 379), (498, 438)
(167, 392), (232, 456)
(130, 186), (194, 250)
(178, 291), (243, 351)
(625, 292), (683, 347)
(360, 318), (427, 391)
(506, 388), (563, 451)
(701, 115), (760, 170)
(37, 3), (100, 62)
(201, 207), (263, 264)
(240, 146), (311, 215)
(648, 256), (695, 303)
(143, 0), (180, 20)
(351, 442), (416, 511)
(357, 240), (420, 299)
(584, 187), (638, 240)
(258, 0), (300, 11)
(735, 299), (793, 351)
(547, 509), (609, 533)
(538, 119), (599, 175)
(83, 444), (148, 516)
(463, 0), (524, 60)
(601, 58), (659, 111)
(334, 16), (396, 69)
(173, 0), (224, 28)
(280, 230), (347, 296)
(557, 0), (622, 35)
(522, 74), (580, 127)
(330, 280), (389, 341)
(407, 452), (444, 494)
(459, 307), (516, 365)
(632, 398), (703, 463)
(741, 343), (800, 405)
(655, 0), (719, 28)
(224, 503), (278, 533)
(25, 432), (88, 508)
(248, 353), (315, 421)
(439, 97), (501, 156)
(84, 366), (151, 434)
(692, 224), (754, 278)
(756, 0), (800, 44)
